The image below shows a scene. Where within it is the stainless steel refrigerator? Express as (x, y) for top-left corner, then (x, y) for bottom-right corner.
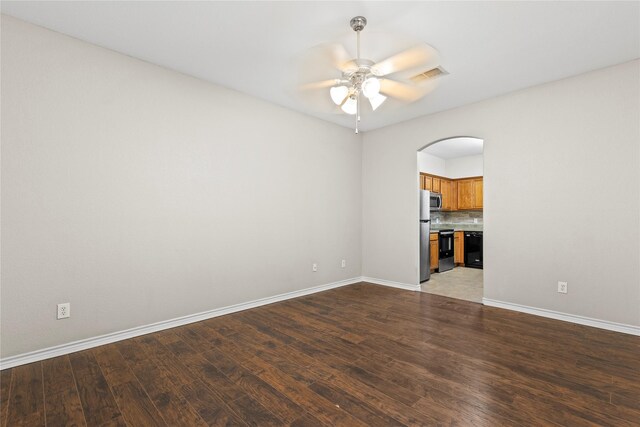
(420, 190), (431, 282)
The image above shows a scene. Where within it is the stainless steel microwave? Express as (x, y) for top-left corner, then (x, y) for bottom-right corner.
(430, 192), (443, 211)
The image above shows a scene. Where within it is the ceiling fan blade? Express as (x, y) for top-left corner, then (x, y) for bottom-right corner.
(379, 78), (427, 103)
(372, 44), (438, 77)
(293, 80), (349, 114)
(298, 42), (352, 79)
(326, 42), (352, 71)
(298, 79), (341, 91)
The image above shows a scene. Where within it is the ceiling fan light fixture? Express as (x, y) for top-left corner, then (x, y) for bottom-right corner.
(298, 16), (442, 133)
(368, 93), (387, 111)
(330, 85), (349, 105)
(341, 96), (357, 115)
(362, 77), (380, 99)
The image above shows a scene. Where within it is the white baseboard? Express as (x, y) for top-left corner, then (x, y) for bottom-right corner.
(0, 277), (362, 370)
(482, 298), (640, 336)
(361, 276), (421, 292)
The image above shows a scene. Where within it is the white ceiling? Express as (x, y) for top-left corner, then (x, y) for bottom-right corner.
(422, 137), (483, 160)
(2, 1), (639, 132)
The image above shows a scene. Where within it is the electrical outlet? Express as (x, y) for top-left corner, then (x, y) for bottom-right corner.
(312, 263), (318, 272)
(557, 282), (568, 294)
(341, 259), (346, 268)
(57, 303), (70, 319)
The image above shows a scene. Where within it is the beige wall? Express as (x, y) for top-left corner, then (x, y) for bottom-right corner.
(363, 60), (640, 327)
(445, 154), (483, 178)
(417, 151), (446, 175)
(417, 152), (484, 178)
(1, 16), (363, 358)
(2, 14), (639, 360)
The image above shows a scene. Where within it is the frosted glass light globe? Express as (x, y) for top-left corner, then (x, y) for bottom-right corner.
(341, 97), (357, 115)
(362, 77), (381, 99)
(330, 86), (349, 105)
(368, 93), (387, 111)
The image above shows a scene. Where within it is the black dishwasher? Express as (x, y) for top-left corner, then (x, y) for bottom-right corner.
(464, 231), (483, 269)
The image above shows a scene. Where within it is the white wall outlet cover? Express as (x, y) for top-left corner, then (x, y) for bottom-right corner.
(312, 263), (318, 272)
(341, 259), (346, 268)
(557, 282), (568, 294)
(57, 303), (71, 319)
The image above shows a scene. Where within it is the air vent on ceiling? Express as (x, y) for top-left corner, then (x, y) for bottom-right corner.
(410, 66), (449, 83)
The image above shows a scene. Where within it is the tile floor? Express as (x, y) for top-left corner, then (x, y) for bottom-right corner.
(421, 266), (483, 303)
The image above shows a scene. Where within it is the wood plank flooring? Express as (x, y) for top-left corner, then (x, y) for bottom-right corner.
(1, 283), (639, 426)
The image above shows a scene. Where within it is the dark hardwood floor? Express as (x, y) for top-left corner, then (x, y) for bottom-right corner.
(1, 282), (639, 426)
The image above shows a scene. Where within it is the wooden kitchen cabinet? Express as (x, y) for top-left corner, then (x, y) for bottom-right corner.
(430, 232), (439, 271)
(440, 179), (452, 211)
(419, 173), (483, 210)
(454, 231), (464, 265)
(451, 181), (458, 211)
(473, 179), (483, 209)
(431, 177), (441, 193)
(424, 175), (432, 191)
(456, 179), (474, 210)
(457, 178), (483, 210)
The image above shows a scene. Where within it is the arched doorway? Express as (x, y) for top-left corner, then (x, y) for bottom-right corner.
(417, 137), (484, 303)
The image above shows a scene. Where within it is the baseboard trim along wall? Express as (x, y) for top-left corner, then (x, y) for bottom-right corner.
(0, 277), (359, 370)
(0, 276), (420, 370)
(361, 276), (422, 292)
(482, 298), (640, 336)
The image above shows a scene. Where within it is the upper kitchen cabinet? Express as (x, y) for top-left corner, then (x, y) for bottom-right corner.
(419, 173), (483, 210)
(431, 177), (441, 193)
(440, 179), (453, 211)
(473, 179), (483, 209)
(420, 175), (433, 191)
(457, 177), (483, 210)
(451, 181), (458, 211)
(456, 179), (474, 209)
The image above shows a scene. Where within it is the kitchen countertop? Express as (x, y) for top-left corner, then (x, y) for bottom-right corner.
(431, 223), (483, 232)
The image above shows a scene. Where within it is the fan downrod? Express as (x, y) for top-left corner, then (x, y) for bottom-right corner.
(350, 16), (367, 32)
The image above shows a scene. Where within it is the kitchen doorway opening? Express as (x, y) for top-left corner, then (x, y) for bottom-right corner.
(417, 136), (484, 303)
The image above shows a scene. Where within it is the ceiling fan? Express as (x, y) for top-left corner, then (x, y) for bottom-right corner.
(299, 16), (445, 133)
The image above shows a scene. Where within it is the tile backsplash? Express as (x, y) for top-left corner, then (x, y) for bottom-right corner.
(432, 210), (483, 224)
